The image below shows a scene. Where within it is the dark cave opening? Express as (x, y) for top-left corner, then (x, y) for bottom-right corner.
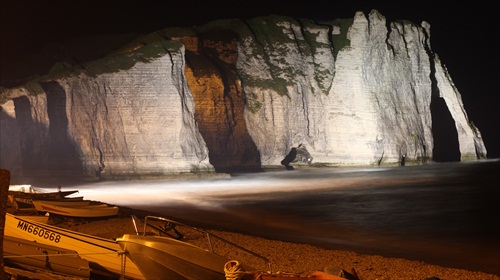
(430, 96), (460, 162)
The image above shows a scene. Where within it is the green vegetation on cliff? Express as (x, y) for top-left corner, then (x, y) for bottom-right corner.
(85, 37), (183, 77)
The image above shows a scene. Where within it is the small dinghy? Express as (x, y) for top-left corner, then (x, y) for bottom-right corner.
(32, 200), (119, 218)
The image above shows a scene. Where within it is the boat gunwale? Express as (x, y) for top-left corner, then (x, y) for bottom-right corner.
(7, 213), (119, 247)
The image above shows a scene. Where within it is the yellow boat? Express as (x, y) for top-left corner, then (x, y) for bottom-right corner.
(4, 213), (144, 279)
(3, 235), (91, 278)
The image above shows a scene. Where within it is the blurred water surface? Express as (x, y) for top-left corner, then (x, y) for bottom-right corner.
(32, 160), (500, 275)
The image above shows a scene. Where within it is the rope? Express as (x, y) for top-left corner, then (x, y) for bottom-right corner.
(4, 252), (120, 258)
(4, 253), (79, 258)
(224, 261), (304, 280)
(118, 251), (127, 280)
(224, 260), (252, 280)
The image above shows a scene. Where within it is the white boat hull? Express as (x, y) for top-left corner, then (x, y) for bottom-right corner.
(117, 234), (230, 280)
(32, 200), (119, 217)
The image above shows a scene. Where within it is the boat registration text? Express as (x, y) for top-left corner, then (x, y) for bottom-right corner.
(17, 220), (61, 243)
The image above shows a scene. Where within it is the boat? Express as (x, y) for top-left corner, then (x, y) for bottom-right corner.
(8, 184), (80, 211)
(117, 215), (349, 280)
(117, 234), (233, 279)
(4, 213), (145, 279)
(3, 235), (91, 278)
(11, 196), (85, 212)
(8, 184), (79, 200)
(32, 200), (119, 218)
(117, 215), (264, 280)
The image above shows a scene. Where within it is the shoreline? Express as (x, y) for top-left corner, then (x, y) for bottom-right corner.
(5, 207), (497, 280)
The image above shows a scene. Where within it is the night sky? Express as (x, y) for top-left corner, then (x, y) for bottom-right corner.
(1, 1), (498, 158)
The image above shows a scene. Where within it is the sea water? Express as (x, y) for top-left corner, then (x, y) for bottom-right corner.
(30, 159), (500, 275)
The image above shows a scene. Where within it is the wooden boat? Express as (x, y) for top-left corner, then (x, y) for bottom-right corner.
(8, 184), (79, 200)
(4, 213), (144, 279)
(3, 235), (91, 278)
(32, 200), (119, 218)
(11, 196), (85, 212)
(8, 185), (80, 211)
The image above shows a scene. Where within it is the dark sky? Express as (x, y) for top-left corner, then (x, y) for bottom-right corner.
(1, 1), (498, 158)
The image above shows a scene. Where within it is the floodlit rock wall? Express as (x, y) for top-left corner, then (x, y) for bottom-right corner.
(1, 44), (213, 177)
(0, 10), (486, 178)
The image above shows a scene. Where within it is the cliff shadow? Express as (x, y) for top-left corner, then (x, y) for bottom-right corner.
(0, 106), (23, 176)
(183, 30), (262, 173)
(12, 96), (49, 176)
(39, 81), (85, 177)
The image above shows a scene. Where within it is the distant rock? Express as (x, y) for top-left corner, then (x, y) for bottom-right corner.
(281, 144), (313, 170)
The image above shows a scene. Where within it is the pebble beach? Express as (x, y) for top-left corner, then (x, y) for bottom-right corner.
(4, 205), (498, 280)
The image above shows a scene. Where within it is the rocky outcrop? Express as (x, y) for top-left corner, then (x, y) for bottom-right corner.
(0, 10), (486, 179)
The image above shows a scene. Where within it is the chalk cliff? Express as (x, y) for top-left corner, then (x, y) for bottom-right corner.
(0, 10), (486, 178)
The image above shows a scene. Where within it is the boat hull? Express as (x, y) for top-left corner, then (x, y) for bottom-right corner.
(117, 234), (230, 280)
(8, 188), (79, 203)
(4, 213), (144, 279)
(3, 235), (91, 278)
(11, 196), (85, 211)
(32, 200), (119, 217)
(33, 198), (89, 207)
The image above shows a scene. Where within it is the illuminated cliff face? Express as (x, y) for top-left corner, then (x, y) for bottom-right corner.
(182, 30), (261, 172)
(0, 11), (487, 179)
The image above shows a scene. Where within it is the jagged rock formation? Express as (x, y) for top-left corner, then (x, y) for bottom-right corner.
(281, 144), (313, 170)
(0, 10), (487, 179)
